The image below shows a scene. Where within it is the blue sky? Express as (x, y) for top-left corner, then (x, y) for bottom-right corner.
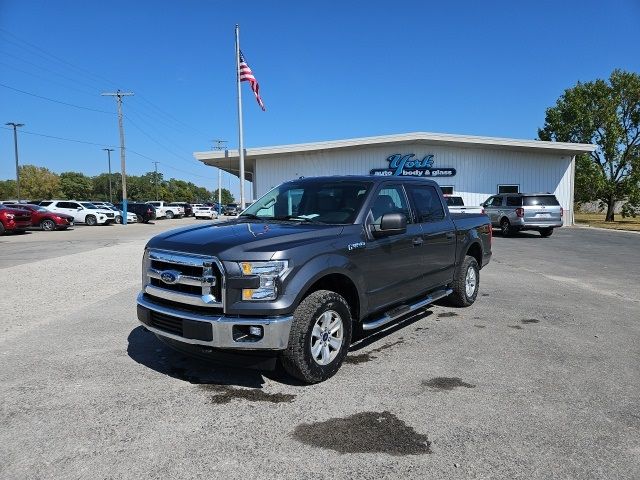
(1, 0), (639, 197)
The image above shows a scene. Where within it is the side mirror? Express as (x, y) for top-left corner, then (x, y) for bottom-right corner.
(374, 212), (407, 237)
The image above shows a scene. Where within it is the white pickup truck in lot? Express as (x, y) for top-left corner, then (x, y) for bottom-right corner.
(146, 201), (184, 219)
(444, 195), (484, 215)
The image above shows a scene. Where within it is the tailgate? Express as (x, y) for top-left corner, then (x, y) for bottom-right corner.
(522, 195), (562, 224)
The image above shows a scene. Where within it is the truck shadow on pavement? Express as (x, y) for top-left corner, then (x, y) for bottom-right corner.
(127, 310), (435, 388)
(126, 326), (275, 388)
(126, 326), (325, 388)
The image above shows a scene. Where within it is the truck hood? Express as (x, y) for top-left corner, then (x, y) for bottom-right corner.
(146, 220), (344, 260)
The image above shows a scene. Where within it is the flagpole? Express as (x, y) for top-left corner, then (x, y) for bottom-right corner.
(235, 24), (246, 210)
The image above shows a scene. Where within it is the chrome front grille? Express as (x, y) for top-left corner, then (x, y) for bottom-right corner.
(143, 249), (224, 309)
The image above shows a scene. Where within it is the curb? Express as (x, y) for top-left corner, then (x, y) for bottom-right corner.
(570, 224), (640, 235)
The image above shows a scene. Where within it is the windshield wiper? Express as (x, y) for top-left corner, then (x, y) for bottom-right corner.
(238, 213), (265, 221)
(273, 215), (325, 224)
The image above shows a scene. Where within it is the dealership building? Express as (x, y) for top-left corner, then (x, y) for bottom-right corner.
(194, 132), (596, 225)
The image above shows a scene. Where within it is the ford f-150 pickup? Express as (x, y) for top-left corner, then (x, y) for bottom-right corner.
(137, 175), (492, 383)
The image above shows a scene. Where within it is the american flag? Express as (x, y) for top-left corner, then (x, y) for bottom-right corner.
(239, 50), (265, 111)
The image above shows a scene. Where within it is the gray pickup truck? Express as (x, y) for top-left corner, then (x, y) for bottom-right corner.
(137, 176), (492, 383)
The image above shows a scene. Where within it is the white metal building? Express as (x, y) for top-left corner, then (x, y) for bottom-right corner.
(194, 132), (596, 225)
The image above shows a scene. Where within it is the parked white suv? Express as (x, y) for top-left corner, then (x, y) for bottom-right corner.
(146, 201), (183, 219)
(39, 200), (115, 226)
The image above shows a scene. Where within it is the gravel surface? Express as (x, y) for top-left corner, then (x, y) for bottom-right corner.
(1, 223), (638, 479)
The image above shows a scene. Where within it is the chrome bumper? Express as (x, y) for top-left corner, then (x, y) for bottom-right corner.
(136, 293), (293, 350)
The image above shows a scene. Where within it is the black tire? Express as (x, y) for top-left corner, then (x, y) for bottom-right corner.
(41, 219), (56, 231)
(0, 222), (4, 235)
(500, 218), (512, 236)
(115, 215), (123, 224)
(540, 228), (553, 237)
(448, 255), (480, 307)
(280, 290), (352, 384)
(85, 215), (97, 226)
(136, 214), (144, 223)
(166, 210), (175, 219)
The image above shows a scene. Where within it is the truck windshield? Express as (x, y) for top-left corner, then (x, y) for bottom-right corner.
(241, 181), (372, 224)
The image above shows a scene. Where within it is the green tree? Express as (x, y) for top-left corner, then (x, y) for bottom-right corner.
(0, 180), (17, 200)
(59, 171), (93, 200)
(92, 173), (121, 202)
(19, 165), (61, 199)
(538, 69), (640, 221)
(212, 188), (235, 205)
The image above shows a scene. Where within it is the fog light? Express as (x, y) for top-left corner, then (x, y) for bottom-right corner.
(249, 326), (263, 337)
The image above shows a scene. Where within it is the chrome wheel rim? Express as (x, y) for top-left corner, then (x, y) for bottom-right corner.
(501, 221), (509, 234)
(465, 266), (477, 298)
(310, 310), (343, 366)
(42, 220), (54, 231)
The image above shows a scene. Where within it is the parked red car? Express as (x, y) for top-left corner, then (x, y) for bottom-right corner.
(5, 203), (74, 231)
(0, 205), (32, 235)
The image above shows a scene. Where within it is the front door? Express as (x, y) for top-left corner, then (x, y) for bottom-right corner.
(362, 184), (425, 313)
(484, 196), (503, 225)
(405, 184), (456, 290)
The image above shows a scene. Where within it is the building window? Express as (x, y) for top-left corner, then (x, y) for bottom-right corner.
(498, 184), (519, 194)
(439, 186), (454, 195)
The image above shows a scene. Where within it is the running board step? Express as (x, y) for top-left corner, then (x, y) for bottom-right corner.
(361, 288), (453, 331)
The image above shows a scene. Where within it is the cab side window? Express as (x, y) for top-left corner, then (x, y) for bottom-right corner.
(370, 186), (411, 225)
(406, 185), (445, 223)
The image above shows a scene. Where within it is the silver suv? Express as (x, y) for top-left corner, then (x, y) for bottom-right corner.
(482, 193), (563, 237)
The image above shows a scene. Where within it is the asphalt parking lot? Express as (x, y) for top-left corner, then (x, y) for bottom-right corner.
(1, 222), (639, 479)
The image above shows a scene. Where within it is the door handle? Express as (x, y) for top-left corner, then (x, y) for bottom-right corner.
(412, 237), (424, 247)
(445, 232), (455, 240)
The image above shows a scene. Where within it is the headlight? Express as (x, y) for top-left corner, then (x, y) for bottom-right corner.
(142, 249), (150, 289)
(6, 213), (14, 220)
(238, 260), (288, 301)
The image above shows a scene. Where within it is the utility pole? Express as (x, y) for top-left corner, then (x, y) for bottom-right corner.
(212, 140), (227, 215)
(5, 122), (24, 202)
(152, 161), (160, 201)
(101, 90), (133, 224)
(102, 148), (115, 203)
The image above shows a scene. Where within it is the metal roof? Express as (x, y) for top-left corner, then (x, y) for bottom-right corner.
(194, 131), (597, 166)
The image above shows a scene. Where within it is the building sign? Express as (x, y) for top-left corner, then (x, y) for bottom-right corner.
(370, 153), (456, 177)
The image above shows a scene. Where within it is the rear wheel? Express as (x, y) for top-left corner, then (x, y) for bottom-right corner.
(500, 218), (512, 236)
(166, 210), (175, 219)
(85, 215), (97, 226)
(41, 219), (56, 231)
(115, 215), (123, 224)
(448, 255), (480, 307)
(280, 290), (352, 384)
(540, 228), (553, 237)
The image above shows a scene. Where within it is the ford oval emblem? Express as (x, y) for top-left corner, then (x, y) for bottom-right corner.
(160, 270), (180, 284)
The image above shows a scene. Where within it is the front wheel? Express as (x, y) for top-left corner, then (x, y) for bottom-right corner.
(166, 210), (175, 219)
(85, 215), (97, 226)
(540, 228), (553, 237)
(280, 290), (352, 384)
(448, 255), (480, 307)
(500, 218), (512, 236)
(41, 219), (56, 231)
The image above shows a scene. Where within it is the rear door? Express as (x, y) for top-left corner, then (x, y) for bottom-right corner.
(406, 184), (456, 290)
(523, 195), (562, 225)
(363, 183), (425, 312)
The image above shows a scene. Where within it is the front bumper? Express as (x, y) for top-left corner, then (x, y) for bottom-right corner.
(136, 293), (293, 351)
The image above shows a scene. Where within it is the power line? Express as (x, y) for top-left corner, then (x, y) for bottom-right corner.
(0, 126), (213, 181)
(0, 82), (115, 114)
(0, 27), (119, 89)
(0, 125), (116, 147)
